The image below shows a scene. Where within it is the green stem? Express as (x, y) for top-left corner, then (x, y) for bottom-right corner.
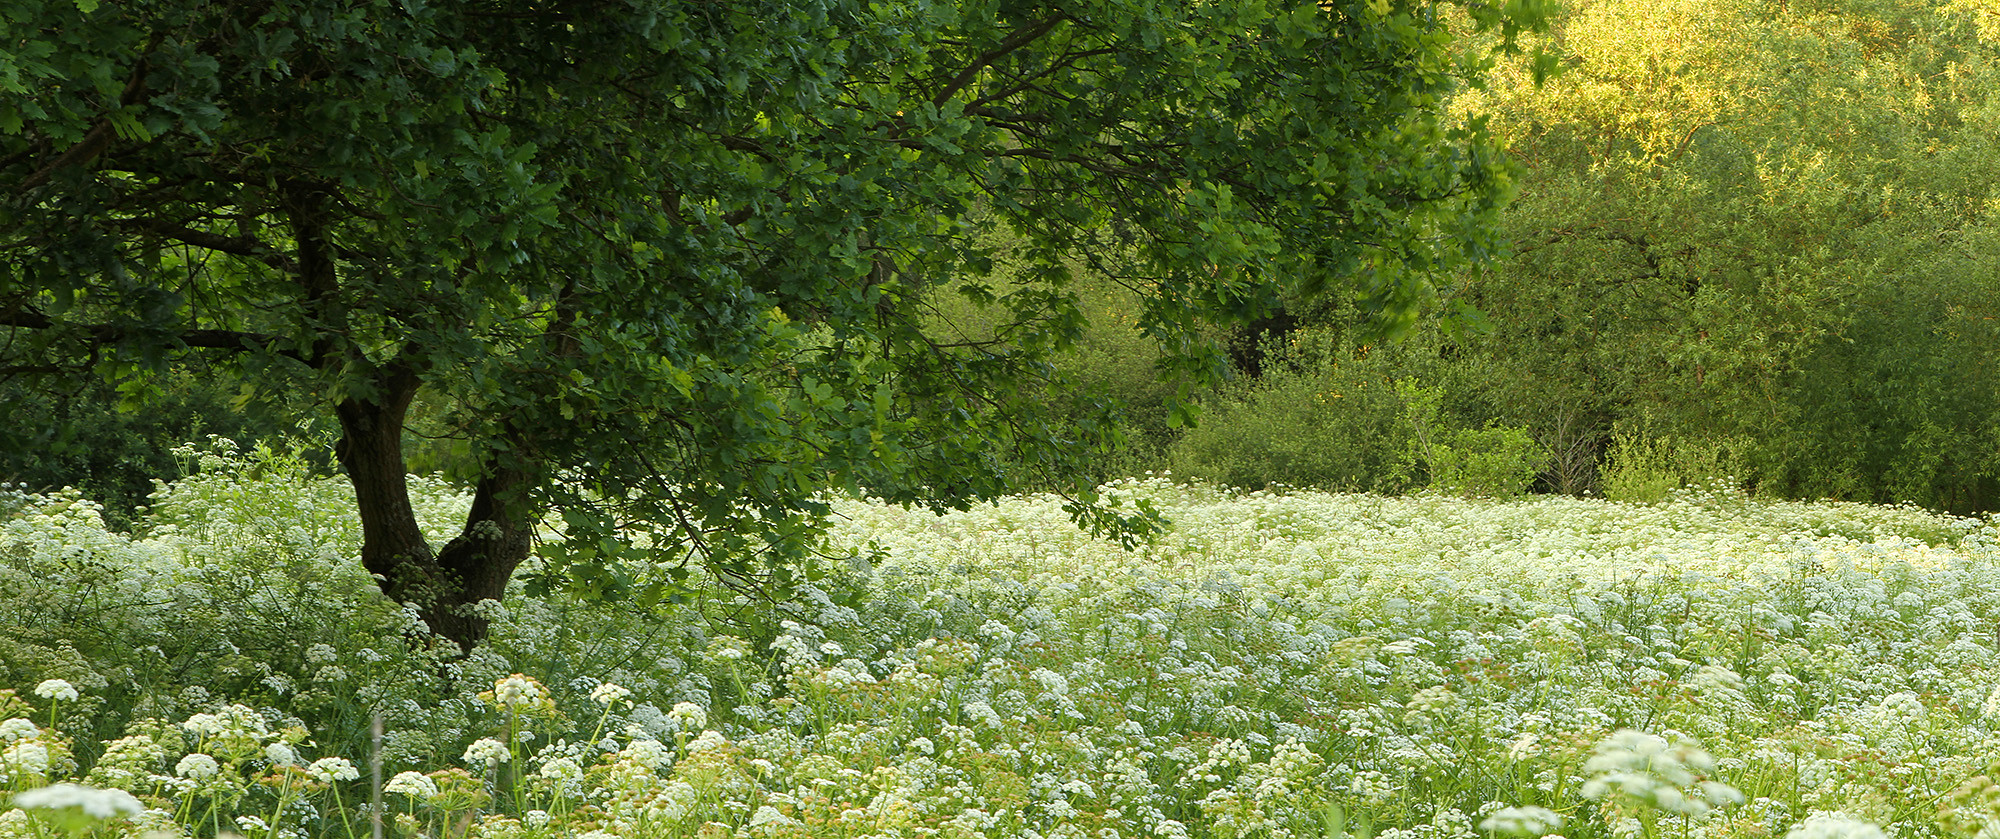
(507, 711), (524, 812)
(585, 706), (613, 758)
(329, 784), (359, 839)
(262, 770), (296, 839)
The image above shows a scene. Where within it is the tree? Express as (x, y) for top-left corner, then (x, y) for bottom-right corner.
(2, 0), (1542, 649)
(1437, 0), (2000, 505)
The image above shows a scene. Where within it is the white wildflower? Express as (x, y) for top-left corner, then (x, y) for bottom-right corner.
(1479, 806), (1564, 837)
(1031, 668), (1070, 695)
(667, 702), (707, 731)
(706, 636), (750, 662)
(961, 700), (1003, 729)
(590, 683), (632, 706)
(181, 713), (226, 738)
(13, 783), (145, 820)
(306, 757), (359, 783)
(537, 756), (582, 782)
(1580, 730), (1739, 818)
(174, 753), (220, 780)
(686, 730), (727, 754)
(462, 738), (510, 768)
(491, 674), (548, 709)
(750, 806), (799, 828)
(1784, 814), (1887, 839)
(0, 719), (39, 743)
(4, 739), (52, 778)
(621, 738), (670, 769)
(32, 680), (78, 702)
(384, 770), (439, 799)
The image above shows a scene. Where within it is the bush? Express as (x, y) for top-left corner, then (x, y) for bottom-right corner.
(0, 373), (322, 530)
(1167, 349), (1412, 492)
(1600, 431), (1746, 503)
(1393, 379), (1548, 498)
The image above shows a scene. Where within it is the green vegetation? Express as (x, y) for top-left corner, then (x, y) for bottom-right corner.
(5, 463), (1998, 839)
(1150, 0), (2000, 513)
(1447, 0), (2000, 511)
(11, 0), (2000, 837)
(1, 0), (1545, 648)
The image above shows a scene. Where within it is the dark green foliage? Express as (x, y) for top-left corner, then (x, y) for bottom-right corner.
(1761, 261), (2000, 513)
(2, 0), (1545, 645)
(1169, 358), (1412, 492)
(0, 374), (303, 528)
(1391, 377), (1546, 498)
(1167, 332), (1417, 492)
(1334, 0), (2000, 510)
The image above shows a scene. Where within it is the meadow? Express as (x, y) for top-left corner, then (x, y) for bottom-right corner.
(4, 441), (1999, 839)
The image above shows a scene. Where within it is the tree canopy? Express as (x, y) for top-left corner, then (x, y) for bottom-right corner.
(1, 0), (1543, 648)
(1436, 0), (2000, 508)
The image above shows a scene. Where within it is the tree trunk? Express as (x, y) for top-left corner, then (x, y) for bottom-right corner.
(426, 463), (536, 648)
(289, 180), (533, 653)
(333, 367), (437, 614)
(334, 365), (531, 652)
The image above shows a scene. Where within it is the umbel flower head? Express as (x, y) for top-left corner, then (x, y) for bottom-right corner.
(1479, 805), (1564, 837)
(14, 783), (143, 820)
(1581, 730), (1743, 818)
(174, 753), (220, 780)
(0, 719), (39, 744)
(666, 702), (706, 732)
(385, 771), (440, 800)
(32, 681), (78, 702)
(307, 757), (359, 783)
(462, 738), (509, 768)
(480, 674), (555, 716)
(1784, 813), (1887, 839)
(590, 683), (632, 707)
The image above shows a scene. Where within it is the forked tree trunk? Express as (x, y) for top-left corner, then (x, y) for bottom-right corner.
(334, 365), (533, 652)
(289, 183), (534, 653)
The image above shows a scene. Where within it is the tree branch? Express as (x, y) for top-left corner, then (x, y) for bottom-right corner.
(963, 47), (1119, 113)
(0, 309), (300, 359)
(117, 217), (298, 272)
(931, 15), (1068, 109)
(18, 52), (152, 194)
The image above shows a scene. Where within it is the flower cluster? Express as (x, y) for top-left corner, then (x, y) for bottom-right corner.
(11, 470), (1992, 839)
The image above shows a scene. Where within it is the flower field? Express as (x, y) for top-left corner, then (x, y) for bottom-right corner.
(5, 446), (2000, 839)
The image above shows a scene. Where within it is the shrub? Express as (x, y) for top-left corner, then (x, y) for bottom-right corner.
(1168, 354), (1411, 492)
(1600, 431), (1746, 503)
(1394, 379), (1548, 498)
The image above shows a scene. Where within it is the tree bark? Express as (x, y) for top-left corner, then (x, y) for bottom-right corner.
(333, 367), (438, 610)
(287, 178), (532, 653)
(333, 371), (535, 653)
(427, 461), (536, 648)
